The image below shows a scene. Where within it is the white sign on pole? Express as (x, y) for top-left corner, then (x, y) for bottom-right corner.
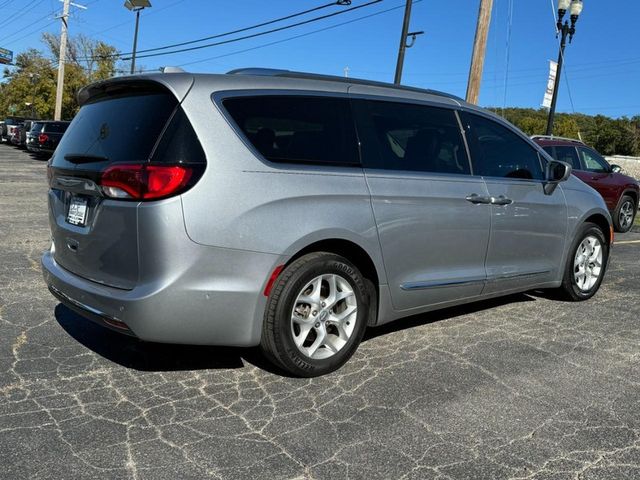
(542, 60), (558, 109)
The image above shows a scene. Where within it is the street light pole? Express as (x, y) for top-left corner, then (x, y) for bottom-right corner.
(394, 0), (413, 85)
(124, 0), (152, 75)
(394, 0), (423, 85)
(131, 9), (141, 74)
(546, 0), (583, 136)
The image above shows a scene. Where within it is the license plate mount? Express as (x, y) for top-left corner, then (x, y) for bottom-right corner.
(67, 196), (88, 226)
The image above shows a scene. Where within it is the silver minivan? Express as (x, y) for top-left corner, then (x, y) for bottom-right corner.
(43, 68), (612, 377)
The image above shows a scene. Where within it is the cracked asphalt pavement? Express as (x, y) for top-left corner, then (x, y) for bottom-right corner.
(1, 144), (639, 480)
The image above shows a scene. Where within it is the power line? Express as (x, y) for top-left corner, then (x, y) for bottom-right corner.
(72, 0), (353, 61)
(0, 0), (46, 30)
(130, 1), (342, 57)
(501, 0), (514, 114)
(178, 0), (422, 69)
(0, 12), (57, 44)
(117, 0), (383, 61)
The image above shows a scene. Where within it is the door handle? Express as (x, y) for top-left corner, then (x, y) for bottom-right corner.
(465, 194), (492, 204)
(490, 195), (513, 206)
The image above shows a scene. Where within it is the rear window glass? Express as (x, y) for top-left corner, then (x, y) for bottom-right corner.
(223, 96), (359, 166)
(52, 91), (178, 170)
(30, 123), (44, 133)
(44, 122), (69, 134)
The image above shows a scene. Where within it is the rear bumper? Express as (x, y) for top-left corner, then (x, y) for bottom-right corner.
(48, 283), (137, 336)
(42, 244), (283, 347)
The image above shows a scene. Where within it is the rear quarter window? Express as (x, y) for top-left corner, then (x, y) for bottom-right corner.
(222, 95), (359, 166)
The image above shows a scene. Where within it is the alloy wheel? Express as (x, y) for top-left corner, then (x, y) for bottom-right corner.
(619, 200), (634, 230)
(573, 235), (603, 292)
(290, 274), (358, 360)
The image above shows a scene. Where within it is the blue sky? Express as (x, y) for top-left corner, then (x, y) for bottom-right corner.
(1, 0), (638, 117)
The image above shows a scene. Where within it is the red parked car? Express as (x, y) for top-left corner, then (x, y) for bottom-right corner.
(533, 135), (639, 233)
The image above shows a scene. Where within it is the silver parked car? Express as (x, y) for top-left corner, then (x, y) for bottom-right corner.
(42, 68), (613, 377)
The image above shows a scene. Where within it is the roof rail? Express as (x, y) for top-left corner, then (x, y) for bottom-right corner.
(530, 134), (583, 144)
(227, 67), (464, 102)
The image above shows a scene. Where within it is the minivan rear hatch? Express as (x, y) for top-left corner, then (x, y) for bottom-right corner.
(47, 78), (203, 290)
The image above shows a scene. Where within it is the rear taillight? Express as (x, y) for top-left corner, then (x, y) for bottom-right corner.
(100, 164), (193, 200)
(39, 133), (49, 144)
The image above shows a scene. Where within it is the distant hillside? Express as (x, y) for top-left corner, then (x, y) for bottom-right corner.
(488, 107), (640, 157)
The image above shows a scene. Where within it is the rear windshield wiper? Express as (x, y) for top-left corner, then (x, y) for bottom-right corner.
(64, 153), (109, 164)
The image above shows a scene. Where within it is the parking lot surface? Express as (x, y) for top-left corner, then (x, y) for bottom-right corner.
(1, 144), (639, 480)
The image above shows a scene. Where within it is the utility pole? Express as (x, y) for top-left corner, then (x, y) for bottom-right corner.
(465, 0), (494, 105)
(394, 0), (413, 85)
(54, 0), (70, 121)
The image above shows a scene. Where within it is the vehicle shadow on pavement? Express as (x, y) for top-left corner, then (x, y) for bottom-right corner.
(364, 293), (537, 342)
(54, 304), (268, 372)
(55, 293), (538, 374)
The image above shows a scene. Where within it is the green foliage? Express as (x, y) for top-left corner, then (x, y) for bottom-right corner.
(0, 34), (120, 120)
(496, 107), (640, 156)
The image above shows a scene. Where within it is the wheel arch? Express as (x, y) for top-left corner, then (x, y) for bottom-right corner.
(584, 213), (612, 245)
(284, 238), (381, 326)
(621, 189), (638, 209)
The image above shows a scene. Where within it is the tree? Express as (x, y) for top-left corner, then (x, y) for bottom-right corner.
(0, 49), (56, 119)
(0, 35), (121, 120)
(42, 32), (118, 82)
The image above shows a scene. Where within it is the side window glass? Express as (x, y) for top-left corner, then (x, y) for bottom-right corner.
(578, 147), (609, 173)
(353, 100), (470, 175)
(223, 96), (359, 166)
(542, 146), (555, 158)
(553, 146), (580, 169)
(460, 112), (544, 180)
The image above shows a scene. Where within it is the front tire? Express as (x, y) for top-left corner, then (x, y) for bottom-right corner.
(260, 252), (370, 377)
(559, 222), (609, 301)
(613, 195), (637, 233)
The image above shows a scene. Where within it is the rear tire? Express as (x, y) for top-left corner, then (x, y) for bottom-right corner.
(260, 252), (370, 377)
(613, 195), (637, 233)
(558, 222), (609, 301)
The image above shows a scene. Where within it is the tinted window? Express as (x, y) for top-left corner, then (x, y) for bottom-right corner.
(223, 96), (359, 166)
(44, 122), (70, 134)
(578, 147), (609, 173)
(52, 91), (178, 170)
(353, 100), (470, 174)
(553, 146), (580, 169)
(460, 113), (543, 180)
(151, 107), (206, 164)
(30, 123), (44, 133)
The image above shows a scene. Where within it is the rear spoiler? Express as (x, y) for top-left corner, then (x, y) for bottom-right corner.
(77, 73), (195, 107)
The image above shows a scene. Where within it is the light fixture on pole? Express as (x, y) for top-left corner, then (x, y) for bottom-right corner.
(124, 0), (151, 74)
(545, 0), (583, 135)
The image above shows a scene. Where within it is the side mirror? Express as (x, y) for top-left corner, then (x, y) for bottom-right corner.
(610, 164), (622, 173)
(544, 160), (572, 195)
